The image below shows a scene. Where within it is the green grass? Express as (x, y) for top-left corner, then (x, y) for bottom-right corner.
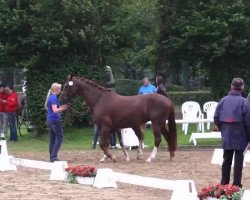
(8, 124), (221, 154)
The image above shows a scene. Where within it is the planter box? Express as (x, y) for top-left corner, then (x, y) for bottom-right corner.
(75, 176), (95, 185)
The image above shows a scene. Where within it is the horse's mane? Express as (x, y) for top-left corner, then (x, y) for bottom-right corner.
(74, 77), (112, 92)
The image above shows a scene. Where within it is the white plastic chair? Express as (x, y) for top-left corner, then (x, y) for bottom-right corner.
(181, 101), (204, 135)
(203, 101), (218, 130)
(121, 128), (139, 150)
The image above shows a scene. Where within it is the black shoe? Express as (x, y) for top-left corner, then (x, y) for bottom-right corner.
(50, 157), (60, 162)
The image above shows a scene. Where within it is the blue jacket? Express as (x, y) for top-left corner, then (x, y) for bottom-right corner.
(214, 90), (250, 150)
(138, 84), (156, 94)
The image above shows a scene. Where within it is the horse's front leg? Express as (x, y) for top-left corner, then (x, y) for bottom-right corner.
(117, 129), (130, 161)
(99, 128), (116, 163)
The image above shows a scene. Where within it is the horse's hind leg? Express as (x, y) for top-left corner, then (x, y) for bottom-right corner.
(116, 129), (129, 161)
(133, 127), (144, 160)
(146, 122), (162, 162)
(161, 124), (175, 160)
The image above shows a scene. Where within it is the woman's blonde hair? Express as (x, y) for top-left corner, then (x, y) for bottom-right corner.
(44, 83), (62, 109)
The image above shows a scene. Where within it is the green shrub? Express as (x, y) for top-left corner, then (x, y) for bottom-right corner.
(116, 79), (215, 108)
(26, 65), (103, 136)
(116, 79), (141, 96)
(14, 84), (23, 92)
(167, 84), (187, 92)
(168, 91), (216, 107)
(62, 97), (91, 127)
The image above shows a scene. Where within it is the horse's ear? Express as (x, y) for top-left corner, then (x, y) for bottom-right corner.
(66, 75), (74, 86)
(68, 75), (73, 81)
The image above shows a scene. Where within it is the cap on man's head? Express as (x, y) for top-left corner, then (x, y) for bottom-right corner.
(231, 78), (244, 91)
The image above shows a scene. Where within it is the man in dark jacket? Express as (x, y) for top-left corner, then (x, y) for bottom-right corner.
(214, 78), (250, 187)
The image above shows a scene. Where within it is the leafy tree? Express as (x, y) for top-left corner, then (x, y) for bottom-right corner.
(154, 0), (176, 83)
(163, 0), (250, 97)
(109, 0), (159, 79)
(0, 0), (124, 134)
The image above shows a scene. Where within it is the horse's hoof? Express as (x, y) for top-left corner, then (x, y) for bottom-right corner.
(170, 151), (175, 157)
(112, 157), (116, 163)
(100, 155), (108, 163)
(146, 158), (151, 162)
(126, 157), (130, 161)
(169, 156), (174, 161)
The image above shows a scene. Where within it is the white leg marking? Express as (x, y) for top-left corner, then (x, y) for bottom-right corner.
(137, 140), (143, 159)
(100, 155), (108, 163)
(146, 146), (158, 162)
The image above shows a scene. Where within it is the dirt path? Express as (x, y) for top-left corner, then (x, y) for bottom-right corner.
(1, 149), (249, 200)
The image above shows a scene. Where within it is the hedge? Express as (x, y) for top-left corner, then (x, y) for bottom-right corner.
(115, 79), (215, 107)
(168, 91), (216, 107)
(115, 79), (141, 95)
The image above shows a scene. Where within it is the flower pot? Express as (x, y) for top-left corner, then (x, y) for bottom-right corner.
(75, 176), (95, 185)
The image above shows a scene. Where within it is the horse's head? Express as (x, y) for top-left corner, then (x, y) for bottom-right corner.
(60, 75), (78, 105)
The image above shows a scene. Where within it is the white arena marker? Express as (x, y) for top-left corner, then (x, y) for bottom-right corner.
(0, 139), (8, 157)
(113, 171), (175, 190)
(171, 180), (198, 200)
(13, 158), (53, 170)
(0, 140), (17, 171)
(244, 151), (250, 163)
(242, 190), (250, 200)
(211, 148), (245, 167)
(93, 168), (117, 188)
(0, 155), (17, 171)
(211, 148), (224, 165)
(50, 161), (68, 181)
(94, 168), (198, 200)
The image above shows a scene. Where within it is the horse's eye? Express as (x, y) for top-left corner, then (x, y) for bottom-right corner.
(68, 81), (73, 86)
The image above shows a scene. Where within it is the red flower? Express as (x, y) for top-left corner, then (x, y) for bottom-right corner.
(198, 183), (242, 200)
(65, 165), (97, 177)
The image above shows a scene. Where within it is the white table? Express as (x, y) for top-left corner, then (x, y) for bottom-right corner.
(189, 132), (221, 145)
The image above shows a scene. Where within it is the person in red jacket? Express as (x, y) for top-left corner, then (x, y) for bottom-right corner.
(5, 84), (18, 141)
(0, 83), (8, 138)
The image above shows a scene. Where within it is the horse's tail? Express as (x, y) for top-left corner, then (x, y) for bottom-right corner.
(167, 103), (177, 152)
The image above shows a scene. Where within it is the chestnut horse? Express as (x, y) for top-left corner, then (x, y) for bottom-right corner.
(60, 76), (177, 163)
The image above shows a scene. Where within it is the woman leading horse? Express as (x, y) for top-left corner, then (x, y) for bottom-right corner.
(60, 76), (177, 163)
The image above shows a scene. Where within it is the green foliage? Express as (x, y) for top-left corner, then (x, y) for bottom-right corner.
(62, 97), (91, 127)
(168, 91), (214, 107)
(0, 0), (125, 135)
(26, 65), (102, 135)
(115, 78), (141, 95)
(115, 78), (212, 107)
(66, 172), (77, 184)
(1, 0), (249, 134)
(161, 0), (250, 98)
(167, 84), (187, 92)
(110, 0), (159, 77)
